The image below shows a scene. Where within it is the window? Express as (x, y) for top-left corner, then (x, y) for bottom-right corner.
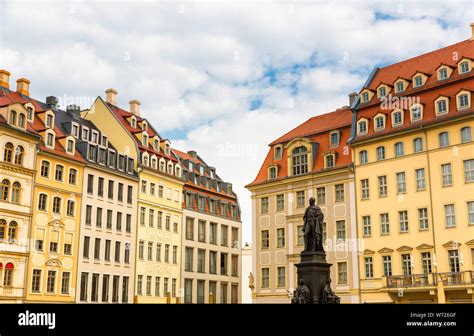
(436, 99), (448, 114)
(138, 241), (144, 260)
(413, 138), (423, 153)
(325, 154), (335, 168)
(375, 116), (384, 130)
(362, 216), (371, 236)
(261, 197), (268, 214)
(421, 252), (432, 274)
(297, 226), (304, 245)
(46, 114), (53, 128)
(14, 146), (24, 165)
(261, 268), (270, 288)
(148, 209), (154, 228)
(7, 222), (17, 243)
(330, 131), (339, 147)
(396, 172), (406, 193)
(292, 146), (308, 176)
(118, 183), (124, 202)
(461, 127), (472, 143)
(468, 201), (474, 225)
(67, 200), (75, 216)
(137, 275), (143, 296)
(9, 111), (17, 125)
(47, 270), (56, 293)
(358, 120), (367, 134)
(416, 168), (426, 190)
(444, 204), (456, 227)
(148, 242), (153, 261)
(11, 182), (20, 204)
(83, 236), (90, 258)
(297, 190), (305, 207)
(418, 208), (429, 230)
(276, 194), (284, 211)
(46, 132), (54, 147)
(269, 167), (277, 180)
(361, 179), (369, 199)
(127, 186), (133, 204)
(52, 197), (61, 214)
(438, 67), (448, 80)
(221, 225), (228, 246)
(464, 159), (474, 182)
(402, 254), (412, 275)
(441, 163), (452, 186)
(274, 146), (282, 159)
(277, 267), (286, 287)
(383, 256), (392, 276)
(139, 207), (145, 226)
(378, 86), (386, 98)
(336, 220), (345, 241)
(80, 273), (88, 302)
(411, 105), (422, 121)
(164, 244), (170, 263)
(68, 169), (77, 185)
(94, 238), (101, 260)
(209, 251), (217, 274)
(399, 211), (408, 233)
(459, 61), (470, 74)
(335, 184), (344, 202)
(1, 179), (10, 202)
(362, 92), (369, 102)
(18, 114), (26, 128)
(116, 212), (122, 231)
(458, 93), (469, 109)
(115, 241), (121, 262)
(85, 205), (92, 225)
(185, 247), (193, 272)
(87, 174), (94, 194)
(276, 228), (285, 248)
(311, 188), (324, 207)
(97, 177), (104, 197)
(261, 230), (269, 250)
(380, 213), (390, 235)
(31, 269), (41, 292)
(66, 139), (74, 154)
(96, 207), (103, 228)
(376, 146), (385, 160)
(364, 257), (373, 278)
(378, 176), (387, 197)
(393, 111), (402, 125)
(337, 262), (347, 284)
(108, 180), (114, 200)
(395, 81), (404, 93)
(394, 142), (404, 157)
(40, 161), (50, 178)
(414, 75), (423, 87)
(439, 132), (449, 147)
(359, 150), (368, 164)
(210, 223), (217, 244)
(185, 217), (194, 240)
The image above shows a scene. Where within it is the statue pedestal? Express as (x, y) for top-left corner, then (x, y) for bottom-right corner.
(295, 251), (332, 304)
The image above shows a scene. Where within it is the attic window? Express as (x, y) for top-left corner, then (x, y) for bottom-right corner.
(26, 106), (34, 121)
(165, 143), (170, 155)
(395, 81), (404, 93)
(438, 68), (448, 80)
(414, 76), (423, 88)
(374, 116), (385, 130)
(325, 154), (335, 168)
(142, 134), (148, 147)
(142, 122), (147, 131)
(330, 131), (339, 147)
(91, 131), (99, 144)
(274, 146), (282, 160)
(46, 114), (54, 128)
(154, 139), (160, 151)
(101, 135), (108, 147)
(459, 61), (470, 74)
(378, 86), (387, 98)
(130, 118), (136, 128)
(82, 127), (89, 141)
(66, 139), (74, 154)
(46, 132), (55, 148)
(269, 167), (277, 180)
(362, 92), (369, 103)
(72, 124), (79, 138)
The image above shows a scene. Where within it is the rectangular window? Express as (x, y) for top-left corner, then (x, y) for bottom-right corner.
(396, 172), (406, 193)
(154, 277), (160, 297)
(383, 256), (392, 276)
(87, 174), (94, 194)
(118, 183), (124, 202)
(421, 252), (432, 274)
(127, 186), (133, 204)
(185, 247), (193, 272)
(399, 211), (408, 233)
(277, 267), (286, 287)
(297, 225), (304, 246)
(468, 201), (474, 225)
(361, 179), (369, 199)
(186, 217), (194, 240)
(449, 250), (460, 273)
(108, 180), (114, 200)
(261, 197), (269, 214)
(94, 238), (101, 260)
(416, 168), (426, 191)
(197, 249), (206, 273)
(83, 236), (90, 258)
(445, 204), (456, 227)
(105, 240), (111, 261)
(148, 209), (154, 228)
(80, 273), (88, 302)
(221, 225), (228, 246)
(91, 273), (99, 302)
(98, 176), (105, 197)
(402, 254), (412, 275)
(337, 262), (348, 284)
(336, 220), (346, 241)
(96, 207), (102, 228)
(296, 191), (305, 208)
(418, 208), (429, 230)
(137, 275), (143, 296)
(172, 246), (177, 264)
(209, 251), (217, 274)
(335, 184), (344, 202)
(378, 175), (387, 197)
(380, 213), (390, 235)
(107, 210), (113, 229)
(276, 194), (284, 211)
(210, 223), (217, 244)
(316, 187), (326, 205)
(364, 257), (373, 278)
(115, 241), (121, 262)
(261, 268), (270, 288)
(441, 163), (453, 186)
(261, 230), (269, 249)
(464, 159), (474, 182)
(276, 228), (285, 248)
(363, 216), (371, 236)
(31, 269), (41, 292)
(165, 244), (170, 263)
(198, 220), (206, 242)
(101, 275), (109, 302)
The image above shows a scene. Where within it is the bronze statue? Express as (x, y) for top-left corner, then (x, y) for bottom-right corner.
(302, 197), (324, 252)
(321, 279), (340, 304)
(291, 279), (311, 304)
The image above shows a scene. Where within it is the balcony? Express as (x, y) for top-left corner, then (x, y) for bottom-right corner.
(438, 271), (473, 286)
(386, 273), (436, 288)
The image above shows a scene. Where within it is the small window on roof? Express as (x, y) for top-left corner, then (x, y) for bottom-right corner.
(414, 76), (423, 88)
(459, 61), (470, 74)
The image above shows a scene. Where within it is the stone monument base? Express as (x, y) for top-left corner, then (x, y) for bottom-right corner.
(294, 251), (332, 304)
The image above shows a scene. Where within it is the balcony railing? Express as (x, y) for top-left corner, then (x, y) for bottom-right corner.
(386, 271), (473, 288)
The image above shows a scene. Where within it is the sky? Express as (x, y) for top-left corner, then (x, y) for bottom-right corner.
(0, 0), (472, 246)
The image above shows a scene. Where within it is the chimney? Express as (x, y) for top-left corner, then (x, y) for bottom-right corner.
(16, 78), (30, 96)
(105, 88), (118, 106)
(348, 92), (358, 107)
(471, 23), (474, 40)
(129, 99), (141, 116)
(187, 150), (197, 159)
(46, 96), (59, 109)
(0, 70), (11, 89)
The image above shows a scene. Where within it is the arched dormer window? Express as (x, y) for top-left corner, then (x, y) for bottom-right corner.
(18, 113), (26, 128)
(274, 145), (283, 160)
(435, 96), (449, 115)
(4, 143), (13, 162)
(1, 179), (10, 201)
(142, 153), (149, 166)
(167, 162), (173, 174)
(151, 156), (157, 169)
(292, 146), (308, 176)
(357, 119), (368, 134)
(458, 59), (471, 74)
(153, 137), (160, 151)
(456, 90), (471, 110)
(141, 121), (148, 131)
(374, 114), (385, 131)
(437, 66), (451, 81)
(175, 166), (181, 178)
(159, 159), (165, 172)
(9, 110), (17, 125)
(410, 104), (423, 122)
(130, 116), (137, 128)
(11, 182), (21, 204)
(142, 134), (149, 147)
(24, 103), (35, 121)
(14, 146), (24, 165)
(268, 166), (278, 180)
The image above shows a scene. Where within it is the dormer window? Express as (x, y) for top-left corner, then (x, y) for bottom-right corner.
(165, 143), (170, 155)
(108, 150), (116, 167)
(329, 131), (339, 147)
(410, 104), (423, 121)
(98, 148), (106, 164)
(17, 113), (26, 129)
(438, 67), (448, 80)
(46, 114), (54, 128)
(66, 139), (75, 154)
(378, 86), (387, 98)
(154, 139), (160, 151)
(456, 91), (470, 110)
(357, 119), (367, 134)
(269, 166), (277, 180)
(362, 92), (369, 103)
(175, 166), (181, 177)
(151, 157), (157, 169)
(46, 132), (55, 148)
(199, 165), (204, 175)
(142, 134), (148, 147)
(392, 110), (403, 126)
(101, 135), (108, 147)
(435, 97), (448, 115)
(274, 146), (282, 160)
(167, 162), (173, 174)
(72, 124), (79, 138)
(459, 61), (470, 74)
(159, 160), (165, 172)
(188, 162), (193, 171)
(130, 117), (137, 128)
(82, 127), (89, 141)
(291, 146), (308, 176)
(324, 154), (335, 168)
(127, 158), (134, 174)
(24, 103), (35, 121)
(141, 121), (148, 131)
(142, 154), (149, 167)
(88, 144), (97, 161)
(414, 76), (423, 88)
(395, 81), (404, 93)
(91, 131), (99, 144)
(118, 155), (125, 171)
(374, 115), (385, 131)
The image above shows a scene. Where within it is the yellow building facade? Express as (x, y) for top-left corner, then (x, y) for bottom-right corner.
(350, 34), (474, 303)
(83, 91), (184, 303)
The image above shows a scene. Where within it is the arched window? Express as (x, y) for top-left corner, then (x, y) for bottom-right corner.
(175, 166), (181, 177)
(376, 146), (385, 161)
(1, 179), (10, 201)
(14, 146), (24, 165)
(159, 161), (165, 172)
(292, 146), (308, 176)
(439, 132), (449, 148)
(4, 143), (13, 162)
(11, 182), (21, 204)
(4, 262), (14, 286)
(8, 222), (17, 243)
(461, 127), (472, 143)
(9, 110), (17, 125)
(394, 142), (404, 157)
(359, 150), (368, 164)
(143, 155), (149, 166)
(413, 138), (423, 153)
(0, 219), (6, 241)
(167, 163), (173, 174)
(40, 161), (50, 178)
(18, 113), (26, 128)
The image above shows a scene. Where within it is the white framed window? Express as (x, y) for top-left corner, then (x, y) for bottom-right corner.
(438, 67), (448, 80)
(395, 81), (404, 93)
(380, 213), (389, 235)
(464, 159), (474, 182)
(459, 60), (470, 74)
(399, 211), (408, 233)
(361, 179), (369, 199)
(396, 172), (406, 194)
(362, 216), (371, 236)
(436, 99), (448, 115)
(376, 146), (385, 161)
(82, 126), (89, 141)
(374, 115), (385, 130)
(458, 93), (470, 110)
(444, 204), (456, 227)
(357, 119), (367, 134)
(410, 104), (422, 121)
(329, 131), (339, 147)
(392, 110), (403, 126)
(418, 208), (428, 230)
(415, 168), (426, 190)
(441, 163), (452, 186)
(413, 75), (423, 88)
(439, 132), (449, 148)
(394, 142), (404, 157)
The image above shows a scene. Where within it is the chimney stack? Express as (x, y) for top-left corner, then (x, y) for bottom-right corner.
(471, 23), (474, 40)
(187, 150), (197, 159)
(46, 96), (59, 109)
(105, 88), (118, 106)
(16, 78), (30, 96)
(0, 70), (11, 89)
(129, 99), (141, 116)
(348, 92), (358, 107)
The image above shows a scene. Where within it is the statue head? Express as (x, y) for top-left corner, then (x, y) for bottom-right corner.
(299, 279), (305, 286)
(309, 197), (315, 206)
